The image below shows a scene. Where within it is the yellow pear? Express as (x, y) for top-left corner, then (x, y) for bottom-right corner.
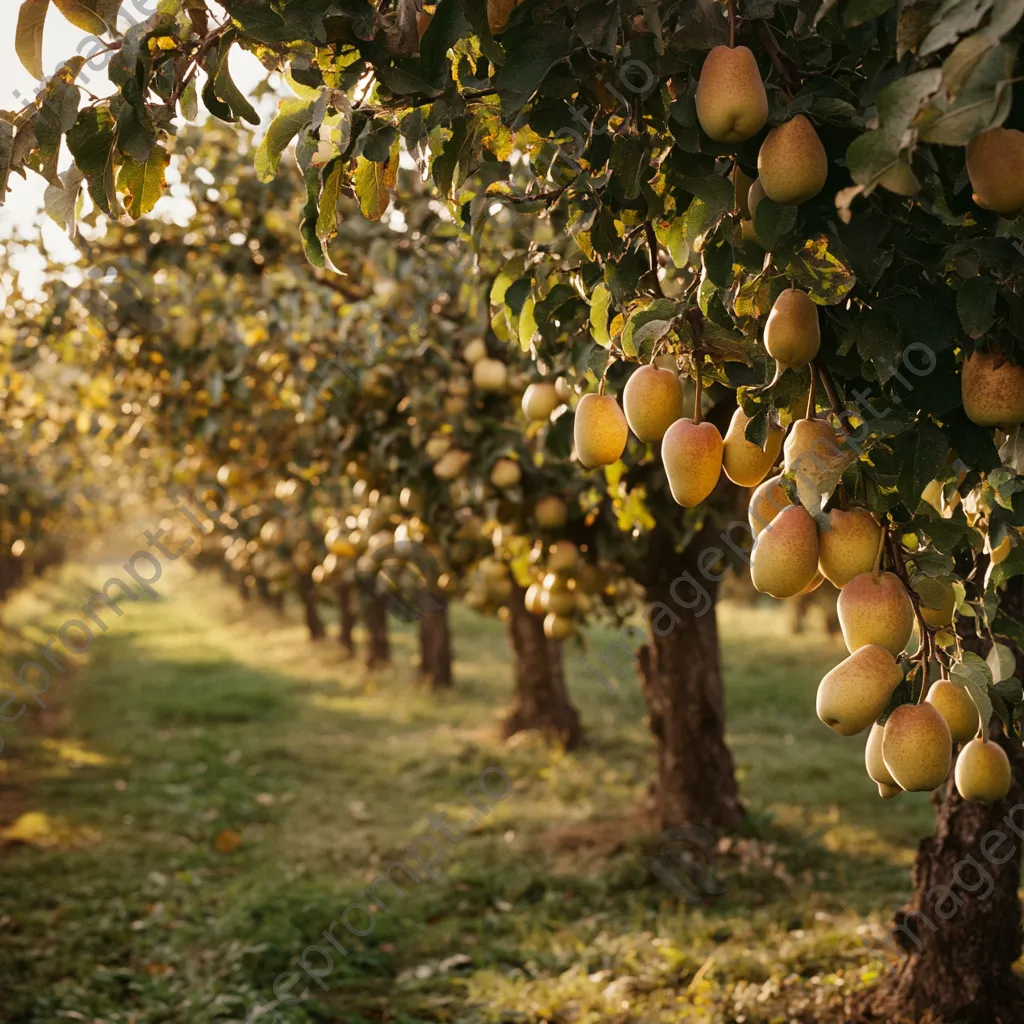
(783, 418), (850, 512)
(623, 364), (685, 442)
(882, 703), (952, 792)
(757, 115), (829, 205)
(543, 612), (577, 640)
(916, 580), (955, 628)
(433, 449), (471, 480)
(751, 505), (819, 598)
(961, 349), (1024, 428)
(574, 393), (628, 468)
(926, 679), (980, 744)
(865, 721), (898, 786)
(522, 382), (561, 421)
(463, 338), (487, 364)
(816, 645), (903, 736)
(747, 178), (766, 219)
(878, 782), (902, 799)
(547, 540), (579, 573)
(490, 458), (521, 488)
(818, 508), (882, 588)
(535, 495), (568, 529)
(524, 583), (546, 616)
(722, 407), (784, 487)
(748, 473), (791, 536)
(966, 128), (1024, 214)
(837, 571), (915, 656)
(955, 738), (1012, 802)
(796, 570), (824, 596)
(733, 165), (754, 218)
(764, 288), (820, 370)
(695, 45), (768, 143)
(662, 418), (723, 507)
(473, 357), (508, 391)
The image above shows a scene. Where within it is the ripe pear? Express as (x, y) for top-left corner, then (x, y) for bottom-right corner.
(796, 571), (824, 596)
(817, 645), (903, 736)
(751, 505), (819, 598)
(783, 418), (849, 512)
(695, 45), (768, 143)
(764, 288), (820, 370)
(535, 495), (568, 530)
(490, 458), (521, 488)
(965, 128), (1024, 214)
(878, 782), (902, 799)
(543, 612), (577, 640)
(473, 357), (508, 392)
(865, 722), (898, 786)
(541, 587), (577, 617)
(623, 364), (685, 442)
(838, 571), (915, 656)
(462, 339), (488, 364)
(747, 178), (766, 220)
(574, 393), (628, 468)
(722, 407), (784, 487)
(882, 703), (952, 792)
(757, 115), (828, 205)
(961, 349), (1024, 428)
(524, 583), (545, 616)
(818, 508), (882, 588)
(748, 473), (791, 536)
(522, 382), (561, 421)
(733, 165), (754, 219)
(955, 738), (1012, 802)
(926, 679), (980, 744)
(916, 580), (955, 628)
(547, 540), (579, 573)
(662, 417), (723, 507)
(433, 449), (471, 480)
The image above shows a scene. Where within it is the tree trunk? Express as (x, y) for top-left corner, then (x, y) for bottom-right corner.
(418, 592), (453, 689)
(638, 547), (743, 831)
(338, 579), (356, 658)
(501, 585), (581, 749)
(296, 571), (326, 642)
(850, 580), (1024, 1023)
(364, 592), (390, 669)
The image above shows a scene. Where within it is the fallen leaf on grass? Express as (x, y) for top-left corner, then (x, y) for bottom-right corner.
(214, 828), (242, 853)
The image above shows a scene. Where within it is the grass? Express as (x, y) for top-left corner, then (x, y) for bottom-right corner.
(0, 562), (940, 1023)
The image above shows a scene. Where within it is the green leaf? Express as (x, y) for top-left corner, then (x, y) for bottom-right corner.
(898, 420), (950, 511)
(987, 642), (1017, 683)
(316, 159), (343, 239)
(355, 140), (399, 221)
(951, 651), (995, 740)
(620, 300), (678, 359)
(66, 106), (118, 216)
(783, 236), (857, 305)
(493, 21), (571, 119)
(255, 99), (314, 182)
(116, 146), (170, 219)
(35, 59), (84, 172)
(207, 31), (260, 126)
(958, 276), (998, 338)
(180, 78), (199, 121)
(518, 294), (538, 351)
(590, 283), (611, 348)
(752, 198), (796, 250)
(0, 120), (13, 204)
(52, 0), (119, 33)
(43, 165), (83, 233)
(16, 0), (50, 80)
(844, 0), (894, 29)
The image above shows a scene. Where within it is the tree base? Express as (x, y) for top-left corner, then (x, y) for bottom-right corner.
(418, 593), (453, 689)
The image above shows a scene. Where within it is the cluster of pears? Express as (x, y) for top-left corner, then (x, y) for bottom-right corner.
(694, 44), (828, 209)
(523, 539), (603, 639)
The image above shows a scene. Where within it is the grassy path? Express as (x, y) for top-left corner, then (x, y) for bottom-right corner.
(0, 566), (936, 1022)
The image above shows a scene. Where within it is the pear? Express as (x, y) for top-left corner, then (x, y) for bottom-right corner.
(955, 738), (1012, 802)
(695, 45), (768, 143)
(463, 339), (487, 364)
(662, 417), (723, 507)
(733, 165), (754, 219)
(764, 289), (820, 370)
(961, 349), (1024, 428)
(722, 407), (784, 487)
(473, 357), (508, 391)
(540, 587), (577, 617)
(490, 458), (521, 488)
(838, 571), (915, 656)
(926, 679), (980, 744)
(757, 115), (829, 205)
(751, 505), (819, 598)
(816, 645), (903, 736)
(433, 449), (471, 480)
(882, 703), (952, 792)
(878, 782), (902, 799)
(574, 393), (628, 468)
(623, 364), (685, 442)
(748, 473), (792, 536)
(965, 128), (1024, 214)
(524, 583), (546, 616)
(543, 613), (577, 640)
(522, 382), (561, 421)
(865, 721), (898, 785)
(547, 540), (579, 573)
(535, 495), (568, 529)
(747, 178), (766, 220)
(783, 418), (850, 512)
(818, 508), (882, 588)
(916, 580), (955, 628)
(796, 571), (824, 596)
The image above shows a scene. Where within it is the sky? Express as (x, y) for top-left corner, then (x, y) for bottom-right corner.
(0, 1), (269, 281)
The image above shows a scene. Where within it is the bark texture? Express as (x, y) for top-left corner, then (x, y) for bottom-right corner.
(849, 578), (1024, 1023)
(296, 571), (325, 641)
(338, 579), (356, 658)
(418, 593), (453, 689)
(501, 584), (581, 749)
(638, 531), (743, 831)
(363, 592), (391, 669)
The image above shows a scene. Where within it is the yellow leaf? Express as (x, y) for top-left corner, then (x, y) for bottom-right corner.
(355, 141), (399, 221)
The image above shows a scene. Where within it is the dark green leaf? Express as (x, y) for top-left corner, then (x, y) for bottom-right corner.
(957, 276), (998, 338)
(494, 22), (571, 120)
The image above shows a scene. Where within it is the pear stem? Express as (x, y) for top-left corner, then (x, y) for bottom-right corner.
(728, 0), (736, 47)
(686, 308), (705, 425)
(805, 365), (817, 420)
(693, 354), (704, 425)
(871, 525), (886, 579)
